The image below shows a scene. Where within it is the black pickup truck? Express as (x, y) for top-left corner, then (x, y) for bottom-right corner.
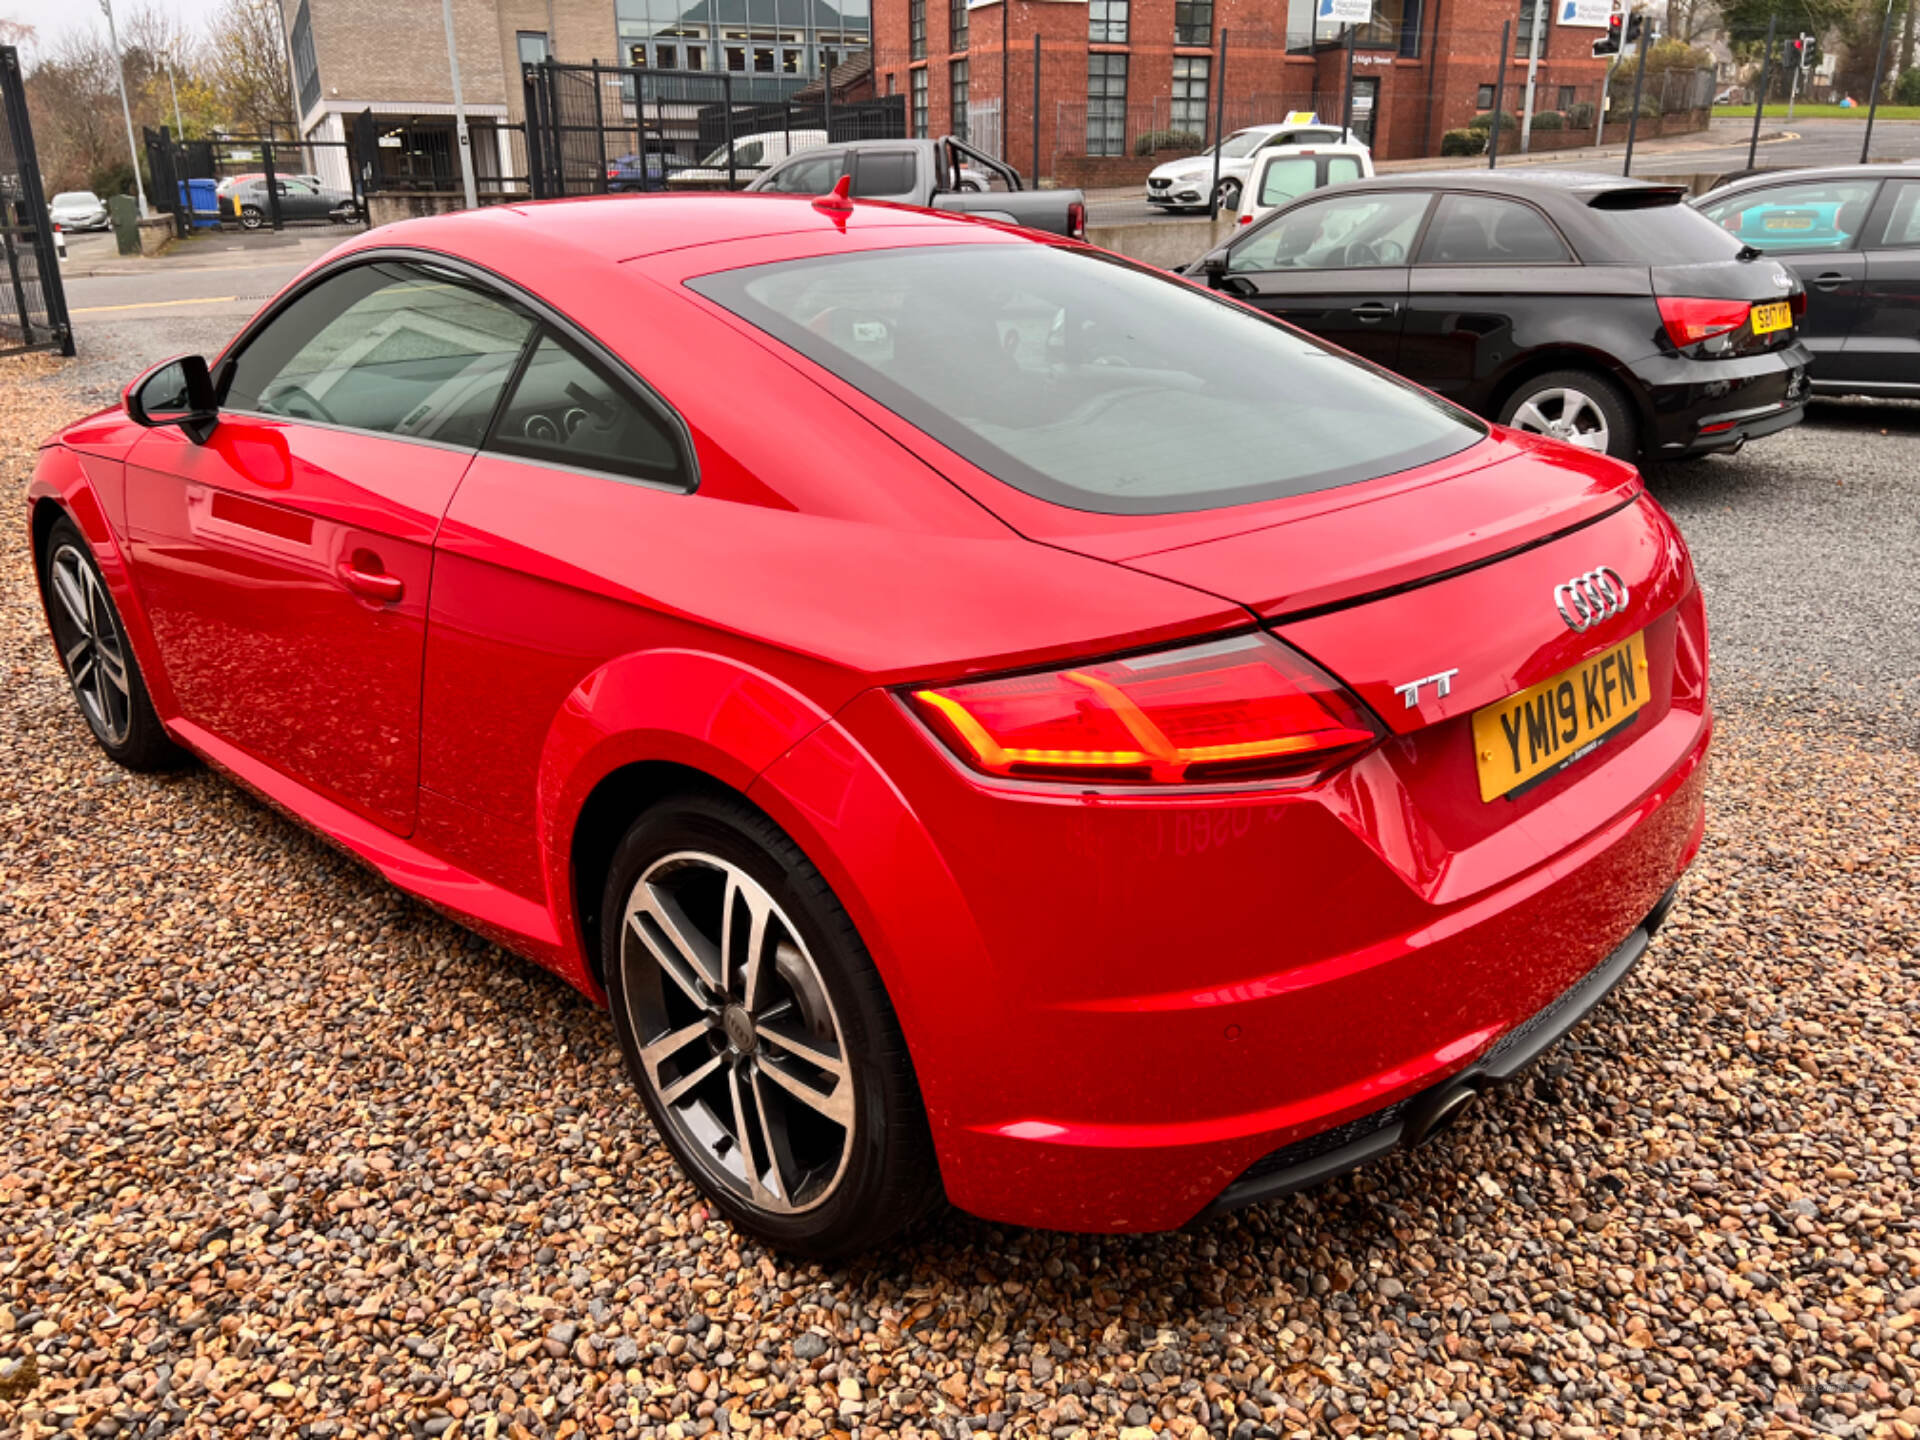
(746, 137), (1087, 240)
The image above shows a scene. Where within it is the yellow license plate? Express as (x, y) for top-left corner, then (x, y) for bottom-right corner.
(1471, 632), (1649, 802)
(1764, 213), (1814, 229)
(1751, 301), (1793, 335)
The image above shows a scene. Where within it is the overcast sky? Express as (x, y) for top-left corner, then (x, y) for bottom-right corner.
(3, 0), (232, 56)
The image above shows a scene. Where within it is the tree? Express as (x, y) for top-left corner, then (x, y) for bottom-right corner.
(204, 0), (292, 137)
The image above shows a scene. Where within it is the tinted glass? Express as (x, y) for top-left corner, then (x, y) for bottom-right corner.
(1257, 157), (1319, 208)
(1881, 181), (1920, 247)
(1229, 191), (1429, 273)
(1601, 199), (1748, 262)
(1698, 179), (1881, 253)
(762, 151), (843, 194)
(1418, 194), (1569, 264)
(490, 332), (685, 484)
(690, 246), (1480, 516)
(852, 152), (917, 196)
(224, 262), (534, 446)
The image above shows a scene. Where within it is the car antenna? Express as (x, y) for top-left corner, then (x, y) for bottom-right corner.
(813, 174), (854, 216)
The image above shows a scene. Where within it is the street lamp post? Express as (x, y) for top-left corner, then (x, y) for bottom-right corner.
(164, 43), (185, 138)
(440, 0), (480, 209)
(100, 0), (149, 217)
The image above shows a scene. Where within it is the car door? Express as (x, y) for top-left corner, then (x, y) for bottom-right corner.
(122, 258), (537, 834)
(1401, 191), (1578, 408)
(1697, 177), (1882, 380)
(1210, 189), (1431, 369)
(1845, 177), (1920, 391)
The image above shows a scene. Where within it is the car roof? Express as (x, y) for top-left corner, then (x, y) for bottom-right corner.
(1700, 162), (1920, 195)
(1330, 168), (1686, 207)
(337, 192), (1028, 268)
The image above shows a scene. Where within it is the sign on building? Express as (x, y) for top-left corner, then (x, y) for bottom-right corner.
(1557, 0), (1614, 28)
(1316, 0), (1375, 23)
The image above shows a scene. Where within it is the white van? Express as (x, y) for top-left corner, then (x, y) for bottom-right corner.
(1233, 140), (1376, 230)
(668, 129), (828, 189)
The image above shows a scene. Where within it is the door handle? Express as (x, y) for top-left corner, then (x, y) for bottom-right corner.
(1811, 272), (1848, 292)
(340, 556), (404, 603)
(1353, 301), (1398, 322)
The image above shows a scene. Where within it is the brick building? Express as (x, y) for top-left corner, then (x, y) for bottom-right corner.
(867, 0), (1617, 180)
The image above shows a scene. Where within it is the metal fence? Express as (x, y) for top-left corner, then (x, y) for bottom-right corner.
(522, 60), (907, 197)
(0, 45), (71, 357)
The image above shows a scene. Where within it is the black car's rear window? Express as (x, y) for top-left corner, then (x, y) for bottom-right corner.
(689, 245), (1482, 515)
(1593, 197), (1746, 263)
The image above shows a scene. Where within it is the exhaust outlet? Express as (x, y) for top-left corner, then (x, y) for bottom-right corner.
(1405, 1084), (1479, 1149)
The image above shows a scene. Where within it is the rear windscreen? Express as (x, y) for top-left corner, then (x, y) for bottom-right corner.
(689, 245), (1482, 516)
(1595, 199), (1747, 262)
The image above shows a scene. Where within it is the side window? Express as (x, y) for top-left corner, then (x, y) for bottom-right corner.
(489, 331), (688, 486)
(1327, 156), (1363, 185)
(1417, 194), (1569, 265)
(1698, 179), (1880, 253)
(852, 151), (918, 197)
(763, 151), (844, 194)
(732, 141), (765, 169)
(1878, 181), (1920, 248)
(222, 261), (535, 446)
(1228, 191), (1429, 273)
(1256, 157), (1319, 208)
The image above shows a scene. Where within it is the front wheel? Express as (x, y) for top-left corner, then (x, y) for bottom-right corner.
(1213, 178), (1242, 214)
(238, 204), (263, 230)
(41, 517), (182, 771)
(1497, 369), (1638, 460)
(601, 792), (941, 1256)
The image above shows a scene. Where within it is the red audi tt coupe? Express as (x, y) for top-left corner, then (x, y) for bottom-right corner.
(29, 192), (1709, 1255)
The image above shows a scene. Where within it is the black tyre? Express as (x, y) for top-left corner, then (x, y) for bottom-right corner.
(1497, 368), (1639, 460)
(239, 204), (263, 230)
(1214, 177), (1242, 214)
(601, 791), (941, 1256)
(40, 517), (183, 771)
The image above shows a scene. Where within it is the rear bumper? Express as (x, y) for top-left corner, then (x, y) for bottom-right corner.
(1629, 341), (1810, 456)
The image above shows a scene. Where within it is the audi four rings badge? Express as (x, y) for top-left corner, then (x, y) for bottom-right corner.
(1555, 567), (1629, 632)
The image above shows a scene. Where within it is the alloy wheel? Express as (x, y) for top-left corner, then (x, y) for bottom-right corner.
(47, 543), (133, 747)
(620, 851), (855, 1215)
(1507, 387), (1610, 453)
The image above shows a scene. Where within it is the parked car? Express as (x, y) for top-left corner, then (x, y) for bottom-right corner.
(1235, 139), (1375, 230)
(1188, 170), (1810, 460)
(1694, 164), (1920, 399)
(34, 192), (1710, 1254)
(606, 149), (690, 191)
(747, 137), (1087, 238)
(222, 175), (359, 228)
(1147, 120), (1361, 214)
(668, 129), (827, 189)
(48, 190), (109, 231)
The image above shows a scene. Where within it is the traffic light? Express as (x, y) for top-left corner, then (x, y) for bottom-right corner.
(1623, 12), (1646, 45)
(1788, 33), (1814, 70)
(1593, 12), (1623, 56)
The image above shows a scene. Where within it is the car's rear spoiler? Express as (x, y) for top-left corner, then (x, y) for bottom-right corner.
(1587, 184), (1689, 209)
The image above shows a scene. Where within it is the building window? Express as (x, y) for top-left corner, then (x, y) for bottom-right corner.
(726, 45), (746, 71)
(1087, 52), (1127, 157)
(754, 46), (775, 71)
(951, 0), (968, 52)
(911, 66), (929, 137)
(911, 0), (926, 59)
(1514, 0), (1548, 54)
(1089, 0), (1128, 43)
(1171, 56), (1208, 135)
(516, 30), (550, 67)
(686, 43), (706, 70)
(1174, 0), (1212, 46)
(1475, 82), (1495, 109)
(291, 1), (320, 116)
(950, 58), (969, 142)
(1557, 83), (1576, 109)
(656, 43), (678, 68)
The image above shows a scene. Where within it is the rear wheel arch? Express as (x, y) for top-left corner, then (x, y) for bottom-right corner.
(1485, 348), (1653, 434)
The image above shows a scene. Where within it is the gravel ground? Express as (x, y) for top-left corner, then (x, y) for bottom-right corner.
(2, 346), (1917, 1440)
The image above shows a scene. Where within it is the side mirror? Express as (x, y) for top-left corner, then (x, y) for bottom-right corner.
(1200, 253), (1229, 287)
(125, 354), (217, 444)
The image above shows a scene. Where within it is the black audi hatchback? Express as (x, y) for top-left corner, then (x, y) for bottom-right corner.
(1186, 170), (1810, 461)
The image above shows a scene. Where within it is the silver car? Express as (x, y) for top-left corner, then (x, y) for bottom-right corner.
(49, 191), (110, 231)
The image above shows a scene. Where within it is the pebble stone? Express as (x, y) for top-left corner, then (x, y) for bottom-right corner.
(1, 360), (1917, 1440)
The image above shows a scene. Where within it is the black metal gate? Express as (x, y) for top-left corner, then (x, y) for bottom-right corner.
(522, 59), (905, 199)
(0, 45), (72, 357)
(144, 125), (373, 236)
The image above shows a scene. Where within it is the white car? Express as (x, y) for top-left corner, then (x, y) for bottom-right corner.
(1233, 140), (1375, 231)
(1145, 122), (1360, 214)
(49, 191), (109, 231)
(668, 130), (828, 189)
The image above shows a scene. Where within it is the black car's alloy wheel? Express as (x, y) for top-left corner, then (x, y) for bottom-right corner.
(40, 517), (182, 771)
(601, 793), (940, 1255)
(1498, 369), (1638, 460)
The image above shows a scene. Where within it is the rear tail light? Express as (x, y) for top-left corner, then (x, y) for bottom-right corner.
(1658, 296), (1753, 349)
(907, 634), (1381, 786)
(1237, 213), (1252, 225)
(1789, 289), (1806, 318)
(1067, 201), (1087, 241)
